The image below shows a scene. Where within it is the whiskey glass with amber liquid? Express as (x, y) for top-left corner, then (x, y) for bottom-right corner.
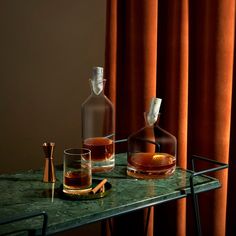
(127, 98), (177, 179)
(81, 67), (115, 173)
(63, 148), (92, 194)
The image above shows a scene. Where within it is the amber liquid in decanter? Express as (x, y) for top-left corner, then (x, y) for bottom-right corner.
(83, 137), (114, 161)
(127, 152), (176, 179)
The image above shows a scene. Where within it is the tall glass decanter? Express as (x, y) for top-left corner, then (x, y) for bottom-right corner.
(127, 98), (177, 179)
(81, 67), (115, 173)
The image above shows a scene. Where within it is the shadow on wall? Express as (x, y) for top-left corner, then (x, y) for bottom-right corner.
(0, 0), (106, 173)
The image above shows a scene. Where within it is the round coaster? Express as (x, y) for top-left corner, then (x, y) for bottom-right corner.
(60, 179), (112, 200)
(63, 186), (92, 195)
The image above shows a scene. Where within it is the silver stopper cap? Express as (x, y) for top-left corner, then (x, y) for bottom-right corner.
(147, 97), (162, 125)
(91, 66), (104, 95)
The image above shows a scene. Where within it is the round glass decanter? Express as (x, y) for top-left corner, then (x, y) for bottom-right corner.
(127, 98), (177, 179)
(81, 67), (115, 173)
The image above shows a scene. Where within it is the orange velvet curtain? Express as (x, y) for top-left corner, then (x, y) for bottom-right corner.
(104, 0), (235, 235)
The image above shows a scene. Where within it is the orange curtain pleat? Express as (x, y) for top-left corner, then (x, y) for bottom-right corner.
(155, 0), (188, 235)
(227, 24), (236, 235)
(104, 0), (235, 235)
(104, 0), (157, 235)
(187, 0), (235, 235)
(105, 0), (157, 139)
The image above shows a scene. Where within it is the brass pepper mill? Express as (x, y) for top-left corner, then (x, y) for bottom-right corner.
(42, 142), (56, 183)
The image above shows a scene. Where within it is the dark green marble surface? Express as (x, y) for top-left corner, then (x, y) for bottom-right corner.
(0, 153), (220, 235)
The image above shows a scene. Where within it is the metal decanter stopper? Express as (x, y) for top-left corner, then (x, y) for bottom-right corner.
(42, 142), (56, 183)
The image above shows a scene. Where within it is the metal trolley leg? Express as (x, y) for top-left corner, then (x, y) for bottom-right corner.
(0, 211), (48, 236)
(144, 207), (152, 236)
(190, 155), (228, 236)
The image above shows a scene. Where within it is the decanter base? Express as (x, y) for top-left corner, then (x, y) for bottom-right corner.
(127, 165), (176, 179)
(92, 157), (115, 173)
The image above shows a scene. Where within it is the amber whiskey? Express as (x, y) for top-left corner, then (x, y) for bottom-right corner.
(83, 137), (115, 172)
(64, 170), (92, 189)
(127, 152), (176, 179)
(83, 137), (114, 161)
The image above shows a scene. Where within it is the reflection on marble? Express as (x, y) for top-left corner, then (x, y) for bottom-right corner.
(0, 153), (220, 235)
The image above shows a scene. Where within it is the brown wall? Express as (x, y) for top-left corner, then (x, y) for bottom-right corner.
(0, 0), (106, 173)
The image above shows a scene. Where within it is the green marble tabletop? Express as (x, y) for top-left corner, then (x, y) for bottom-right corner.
(0, 153), (220, 235)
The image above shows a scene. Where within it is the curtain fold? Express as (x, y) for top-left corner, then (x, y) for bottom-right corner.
(155, 0), (188, 235)
(227, 28), (236, 235)
(187, 0), (234, 235)
(104, 0), (235, 235)
(104, 1), (157, 235)
(105, 0), (158, 140)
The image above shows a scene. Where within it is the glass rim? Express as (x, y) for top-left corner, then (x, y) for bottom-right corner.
(64, 148), (91, 156)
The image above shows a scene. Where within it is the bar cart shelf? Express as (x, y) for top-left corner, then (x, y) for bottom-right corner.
(0, 153), (227, 236)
